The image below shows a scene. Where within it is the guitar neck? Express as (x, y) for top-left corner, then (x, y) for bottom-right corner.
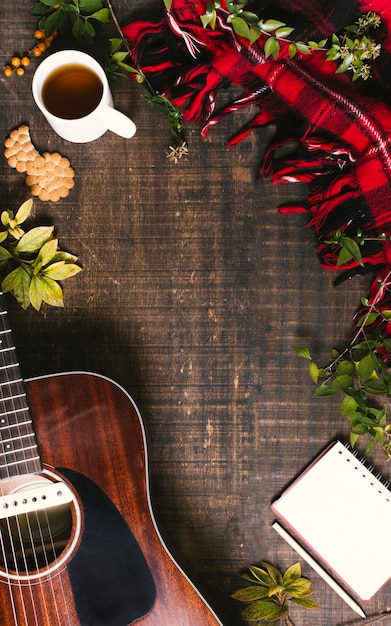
(0, 293), (42, 479)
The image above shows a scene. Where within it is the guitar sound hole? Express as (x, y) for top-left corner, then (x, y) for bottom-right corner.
(0, 502), (72, 573)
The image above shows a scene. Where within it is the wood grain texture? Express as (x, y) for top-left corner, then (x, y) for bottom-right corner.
(1, 1), (390, 624)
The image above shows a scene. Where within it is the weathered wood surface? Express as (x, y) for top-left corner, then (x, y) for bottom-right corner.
(1, 2), (390, 624)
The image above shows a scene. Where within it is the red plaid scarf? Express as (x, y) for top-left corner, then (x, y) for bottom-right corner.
(123, 0), (391, 359)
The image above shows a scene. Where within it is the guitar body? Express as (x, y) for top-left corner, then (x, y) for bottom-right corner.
(0, 371), (221, 625)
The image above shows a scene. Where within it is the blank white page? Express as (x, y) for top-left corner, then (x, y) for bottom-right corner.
(271, 441), (391, 601)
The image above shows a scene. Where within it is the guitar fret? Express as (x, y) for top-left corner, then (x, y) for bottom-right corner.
(1, 443), (38, 456)
(0, 379), (23, 386)
(0, 393), (26, 402)
(0, 293), (42, 478)
(1, 433), (35, 444)
(0, 456), (41, 470)
(0, 407), (29, 419)
(0, 419), (32, 428)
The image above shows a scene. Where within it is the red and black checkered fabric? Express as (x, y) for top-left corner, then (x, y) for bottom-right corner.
(123, 0), (391, 357)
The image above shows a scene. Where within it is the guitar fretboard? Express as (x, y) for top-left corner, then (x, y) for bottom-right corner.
(0, 296), (42, 479)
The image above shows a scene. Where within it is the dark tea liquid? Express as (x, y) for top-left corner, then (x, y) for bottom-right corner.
(42, 64), (103, 119)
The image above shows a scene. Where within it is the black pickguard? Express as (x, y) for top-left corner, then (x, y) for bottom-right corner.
(59, 467), (156, 626)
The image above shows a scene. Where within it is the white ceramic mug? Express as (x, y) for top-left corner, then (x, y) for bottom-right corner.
(32, 50), (136, 143)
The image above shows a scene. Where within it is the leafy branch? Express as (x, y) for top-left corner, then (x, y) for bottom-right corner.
(201, 2), (381, 80)
(294, 266), (391, 459)
(232, 561), (318, 625)
(0, 198), (81, 310)
(324, 229), (391, 268)
(32, 0), (110, 44)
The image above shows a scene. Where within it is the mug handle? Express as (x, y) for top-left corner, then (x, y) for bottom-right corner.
(101, 106), (137, 139)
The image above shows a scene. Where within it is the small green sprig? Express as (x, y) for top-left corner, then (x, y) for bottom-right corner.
(326, 12), (381, 81)
(0, 199), (81, 310)
(324, 229), (391, 268)
(232, 561), (319, 625)
(293, 266), (391, 460)
(32, 0), (110, 43)
(201, 3), (381, 80)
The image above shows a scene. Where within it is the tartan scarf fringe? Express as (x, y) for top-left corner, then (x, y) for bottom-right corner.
(123, 0), (391, 359)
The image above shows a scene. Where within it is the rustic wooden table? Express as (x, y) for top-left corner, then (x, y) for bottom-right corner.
(1, 1), (390, 625)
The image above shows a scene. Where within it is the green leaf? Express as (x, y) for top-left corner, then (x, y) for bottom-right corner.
(262, 562), (282, 585)
(290, 596), (319, 608)
(336, 360), (354, 376)
(366, 438), (376, 454)
(231, 585), (270, 602)
(260, 19), (286, 33)
(340, 394), (358, 415)
(295, 41), (311, 54)
(14, 199), (33, 226)
(248, 24), (261, 45)
(288, 43), (297, 58)
(87, 8), (110, 23)
(336, 53), (354, 74)
(2, 266), (32, 309)
(284, 578), (312, 598)
(264, 36), (280, 59)
(274, 26), (295, 38)
(109, 37), (123, 54)
(340, 236), (364, 266)
(16, 226), (54, 253)
(350, 432), (359, 448)
(282, 562), (301, 586)
(309, 361), (319, 384)
(231, 16), (250, 39)
(111, 51), (129, 64)
(29, 274), (64, 310)
(293, 345), (311, 359)
(331, 374), (354, 392)
(78, 0), (103, 11)
(313, 384), (338, 397)
(356, 311), (379, 327)
(41, 8), (65, 36)
(247, 565), (274, 586)
(268, 584), (284, 597)
(34, 238), (58, 271)
(163, 0), (172, 9)
(43, 262), (82, 280)
(241, 11), (260, 25)
(241, 598), (285, 621)
(0, 247), (12, 261)
(363, 379), (388, 395)
(357, 353), (375, 381)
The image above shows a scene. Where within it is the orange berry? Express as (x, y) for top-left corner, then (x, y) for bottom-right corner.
(3, 66), (13, 77)
(21, 57), (30, 67)
(38, 42), (47, 53)
(11, 57), (21, 68)
(34, 29), (45, 40)
(16, 67), (25, 76)
(43, 38), (51, 49)
(32, 47), (42, 57)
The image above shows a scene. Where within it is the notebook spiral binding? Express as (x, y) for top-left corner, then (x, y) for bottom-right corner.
(341, 441), (391, 495)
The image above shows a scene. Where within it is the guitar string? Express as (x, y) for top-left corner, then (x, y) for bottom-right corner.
(0, 297), (75, 626)
(0, 302), (36, 626)
(0, 305), (29, 625)
(0, 298), (55, 626)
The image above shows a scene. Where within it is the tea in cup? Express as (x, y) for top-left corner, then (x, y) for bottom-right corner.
(32, 50), (136, 143)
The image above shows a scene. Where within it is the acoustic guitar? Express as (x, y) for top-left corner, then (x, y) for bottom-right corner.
(0, 293), (222, 625)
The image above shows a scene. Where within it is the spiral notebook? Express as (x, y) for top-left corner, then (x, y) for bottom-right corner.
(271, 440), (391, 602)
